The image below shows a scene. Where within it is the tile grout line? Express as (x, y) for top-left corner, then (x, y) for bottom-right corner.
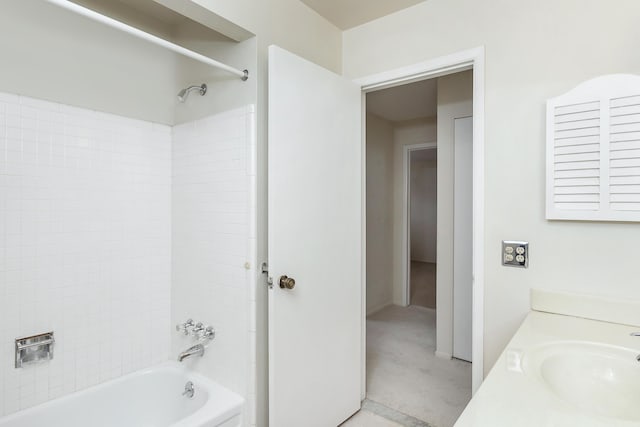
(361, 398), (435, 427)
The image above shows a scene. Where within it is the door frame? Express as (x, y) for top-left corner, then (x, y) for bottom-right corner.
(452, 116), (474, 362)
(403, 143), (437, 306)
(356, 46), (485, 396)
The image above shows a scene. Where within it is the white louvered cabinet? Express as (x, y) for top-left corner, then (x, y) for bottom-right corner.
(546, 74), (640, 221)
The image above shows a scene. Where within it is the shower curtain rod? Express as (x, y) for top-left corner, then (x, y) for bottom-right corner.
(43, 0), (249, 81)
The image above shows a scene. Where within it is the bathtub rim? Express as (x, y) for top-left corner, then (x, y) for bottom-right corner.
(0, 361), (244, 427)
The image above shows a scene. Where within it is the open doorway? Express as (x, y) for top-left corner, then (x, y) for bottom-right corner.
(345, 70), (473, 427)
(408, 146), (437, 309)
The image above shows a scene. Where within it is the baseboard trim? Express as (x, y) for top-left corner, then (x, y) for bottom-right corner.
(435, 350), (452, 360)
(366, 302), (393, 316)
(410, 305), (436, 313)
(410, 259), (437, 264)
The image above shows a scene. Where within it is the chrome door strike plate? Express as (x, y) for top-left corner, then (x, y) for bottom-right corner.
(261, 262), (273, 289)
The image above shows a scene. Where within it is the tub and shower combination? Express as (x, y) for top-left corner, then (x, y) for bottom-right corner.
(0, 0), (251, 427)
(0, 363), (243, 427)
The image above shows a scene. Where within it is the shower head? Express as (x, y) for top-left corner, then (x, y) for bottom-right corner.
(177, 84), (207, 103)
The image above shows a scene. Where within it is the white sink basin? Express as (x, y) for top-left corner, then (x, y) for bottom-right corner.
(523, 341), (640, 421)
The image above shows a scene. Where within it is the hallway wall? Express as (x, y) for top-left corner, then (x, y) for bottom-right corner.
(410, 155), (437, 263)
(365, 112), (395, 314)
(391, 119), (436, 305)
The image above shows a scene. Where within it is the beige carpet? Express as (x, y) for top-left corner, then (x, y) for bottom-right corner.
(344, 305), (471, 427)
(410, 261), (436, 308)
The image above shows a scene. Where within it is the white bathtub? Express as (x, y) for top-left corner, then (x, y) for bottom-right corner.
(0, 362), (243, 427)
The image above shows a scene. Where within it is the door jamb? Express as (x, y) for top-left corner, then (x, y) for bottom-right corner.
(356, 46), (485, 396)
(403, 143), (437, 307)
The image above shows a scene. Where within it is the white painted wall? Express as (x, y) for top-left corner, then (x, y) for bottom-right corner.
(0, 92), (171, 417)
(343, 0), (640, 373)
(0, 1), (177, 125)
(0, 1), (258, 128)
(410, 156), (437, 263)
(365, 113), (395, 315)
(172, 106), (257, 426)
(391, 118), (437, 305)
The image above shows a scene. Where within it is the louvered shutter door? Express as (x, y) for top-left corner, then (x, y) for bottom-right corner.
(609, 95), (640, 213)
(546, 74), (640, 221)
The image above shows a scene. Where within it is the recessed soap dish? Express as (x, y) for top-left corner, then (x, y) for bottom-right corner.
(15, 332), (55, 368)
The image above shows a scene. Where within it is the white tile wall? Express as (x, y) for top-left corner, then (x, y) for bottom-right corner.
(0, 92), (172, 417)
(172, 105), (257, 427)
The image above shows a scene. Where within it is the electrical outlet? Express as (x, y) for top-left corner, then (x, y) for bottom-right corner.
(502, 241), (528, 268)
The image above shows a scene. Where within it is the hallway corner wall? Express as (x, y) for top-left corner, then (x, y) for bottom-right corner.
(365, 112), (395, 315)
(391, 118), (436, 306)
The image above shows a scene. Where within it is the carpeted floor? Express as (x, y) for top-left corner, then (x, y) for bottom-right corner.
(342, 305), (471, 427)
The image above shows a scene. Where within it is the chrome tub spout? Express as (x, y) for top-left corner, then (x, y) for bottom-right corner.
(178, 344), (205, 362)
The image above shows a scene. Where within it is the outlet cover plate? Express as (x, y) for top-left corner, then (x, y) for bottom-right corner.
(502, 241), (529, 268)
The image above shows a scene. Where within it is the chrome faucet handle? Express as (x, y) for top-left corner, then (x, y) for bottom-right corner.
(176, 319), (194, 335)
(199, 326), (215, 342)
(191, 322), (204, 336)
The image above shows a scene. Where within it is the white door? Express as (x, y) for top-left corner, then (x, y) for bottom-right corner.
(268, 45), (362, 427)
(453, 116), (473, 362)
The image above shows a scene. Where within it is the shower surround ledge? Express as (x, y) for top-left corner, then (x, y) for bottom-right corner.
(455, 290), (640, 427)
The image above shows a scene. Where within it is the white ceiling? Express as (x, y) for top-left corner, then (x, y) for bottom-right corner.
(299, 0), (426, 30)
(366, 78), (437, 122)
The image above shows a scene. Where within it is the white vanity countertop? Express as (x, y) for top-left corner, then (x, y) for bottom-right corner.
(455, 310), (640, 427)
